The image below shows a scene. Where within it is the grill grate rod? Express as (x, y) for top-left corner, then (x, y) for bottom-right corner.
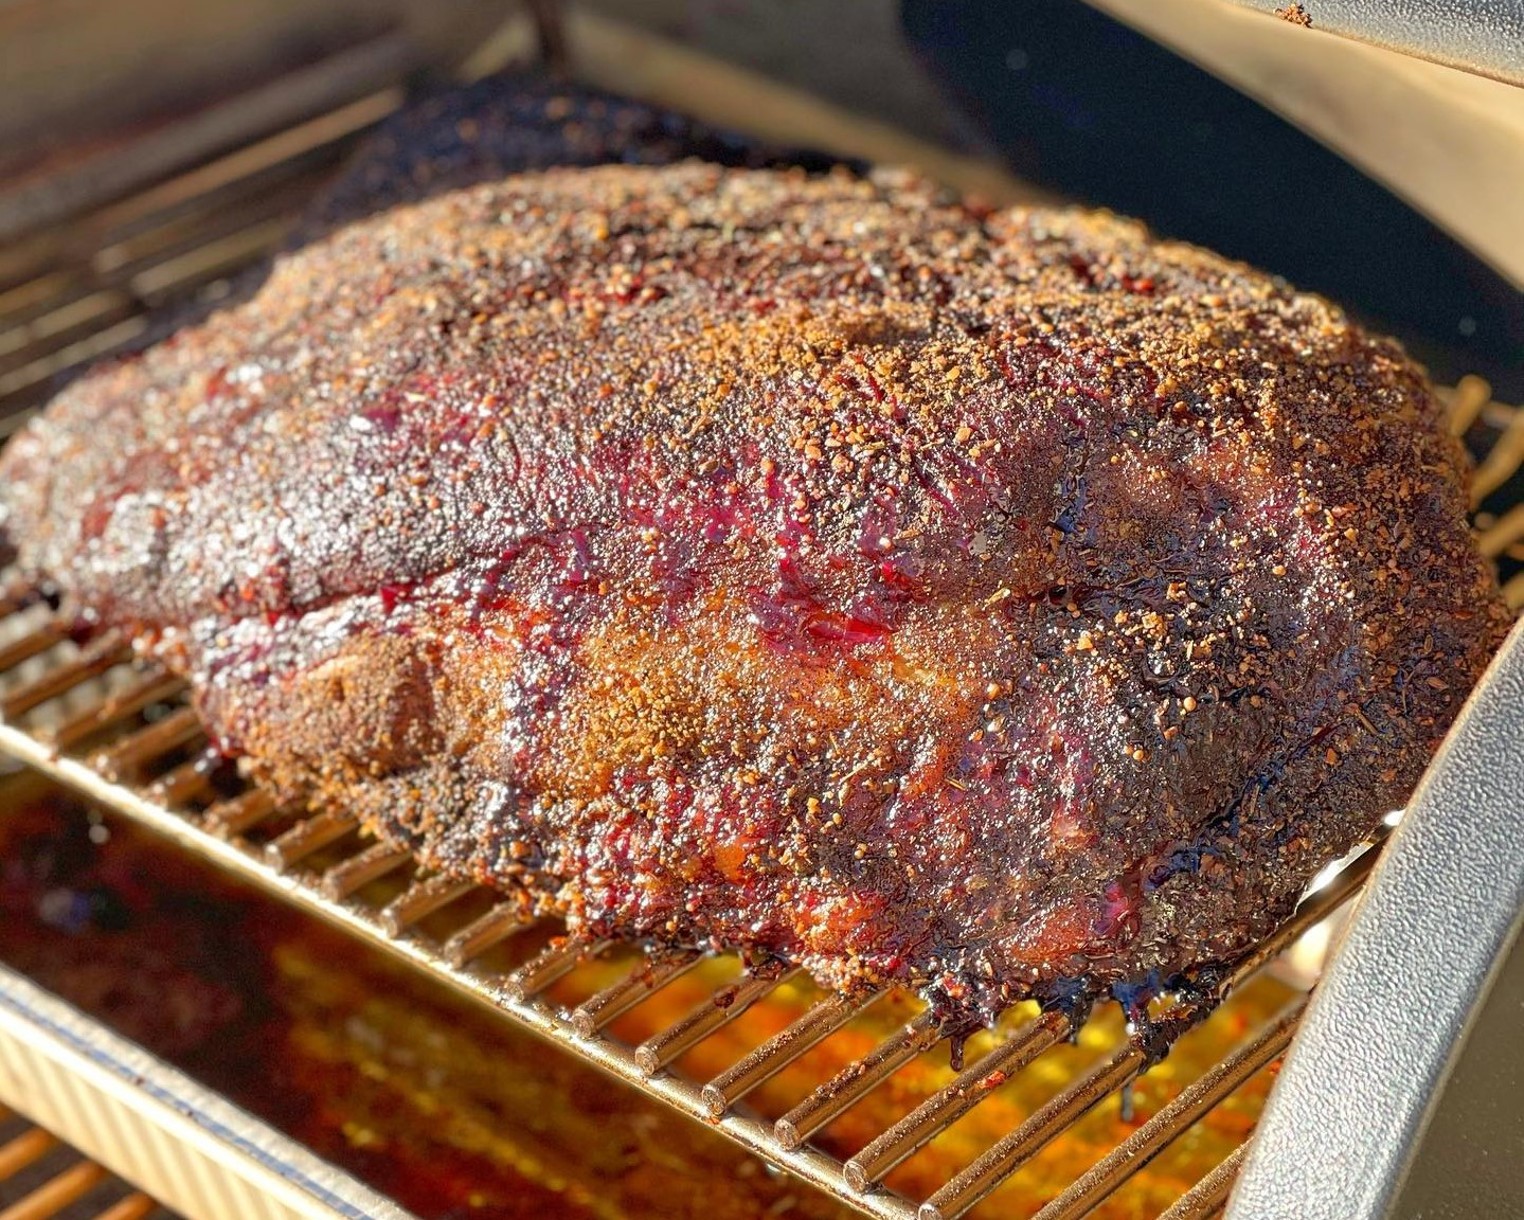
(442, 903), (527, 968)
(322, 840), (415, 900)
(702, 990), (877, 1116)
(264, 810), (360, 871)
(572, 950), (706, 1036)
(0, 633), (128, 720)
(775, 1009), (944, 1150)
(921, 993), (1311, 1220)
(203, 789), (279, 836)
(845, 1010), (1072, 1191)
(1157, 1141), (1249, 1220)
(0, 623), (67, 675)
(0, 1160), (109, 1220)
(91, 706), (203, 782)
(1031, 997), (1304, 1220)
(505, 937), (615, 1002)
(145, 746), (222, 808)
(0, 1128), (57, 1179)
(90, 1198), (157, 1220)
(381, 874), (477, 935)
(635, 967), (804, 1075)
(919, 1044), (1149, 1220)
(42, 672), (187, 753)
(0, 590), (37, 619)
(0, 1113), (168, 1220)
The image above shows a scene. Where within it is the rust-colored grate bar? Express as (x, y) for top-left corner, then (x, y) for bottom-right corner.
(381, 873), (477, 935)
(322, 839), (414, 900)
(845, 1009), (1072, 1192)
(775, 1010), (943, 1150)
(635, 967), (803, 1076)
(1158, 1143), (1248, 1220)
(703, 991), (877, 1116)
(0, 633), (127, 719)
(572, 950), (706, 1036)
(1032, 998), (1305, 1220)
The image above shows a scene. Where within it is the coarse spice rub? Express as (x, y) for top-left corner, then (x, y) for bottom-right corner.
(0, 164), (1508, 1026)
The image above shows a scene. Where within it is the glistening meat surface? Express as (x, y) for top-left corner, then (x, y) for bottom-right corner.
(0, 165), (1507, 1025)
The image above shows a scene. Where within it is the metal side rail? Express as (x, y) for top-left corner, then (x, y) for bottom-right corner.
(1235, 618), (1524, 1218)
(0, 965), (415, 1220)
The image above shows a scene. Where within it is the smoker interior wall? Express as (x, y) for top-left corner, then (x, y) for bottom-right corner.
(899, 0), (1524, 400)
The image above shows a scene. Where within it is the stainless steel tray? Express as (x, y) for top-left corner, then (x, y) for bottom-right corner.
(0, 963), (416, 1220)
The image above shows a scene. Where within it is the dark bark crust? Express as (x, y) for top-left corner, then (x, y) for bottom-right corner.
(0, 162), (1506, 1025)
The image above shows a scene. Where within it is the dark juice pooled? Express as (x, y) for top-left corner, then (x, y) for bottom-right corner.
(0, 774), (1297, 1218)
(0, 777), (849, 1220)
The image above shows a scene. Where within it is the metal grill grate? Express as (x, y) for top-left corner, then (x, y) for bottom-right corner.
(0, 1107), (173, 1220)
(1, 31), (1522, 1220)
(0, 35), (413, 434)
